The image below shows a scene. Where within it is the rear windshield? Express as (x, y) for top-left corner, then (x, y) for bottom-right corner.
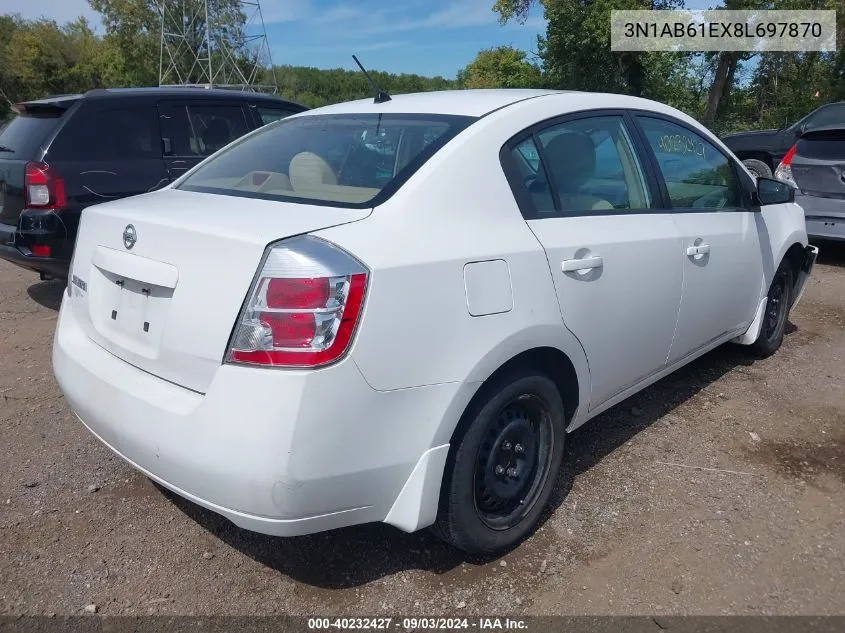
(0, 113), (65, 159)
(177, 113), (476, 207)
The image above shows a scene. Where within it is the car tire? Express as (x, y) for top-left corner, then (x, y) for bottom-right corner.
(751, 260), (794, 357)
(742, 158), (772, 179)
(432, 368), (566, 555)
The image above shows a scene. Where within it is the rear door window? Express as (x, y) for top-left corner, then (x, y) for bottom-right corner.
(160, 104), (249, 157)
(177, 113), (475, 207)
(505, 115), (651, 218)
(50, 107), (161, 161)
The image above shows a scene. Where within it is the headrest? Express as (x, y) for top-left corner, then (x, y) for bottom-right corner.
(543, 132), (596, 192)
(289, 152), (338, 191)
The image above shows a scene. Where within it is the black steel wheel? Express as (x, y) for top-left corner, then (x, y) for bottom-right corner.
(763, 271), (787, 339)
(432, 368), (566, 555)
(752, 261), (793, 357)
(474, 397), (553, 530)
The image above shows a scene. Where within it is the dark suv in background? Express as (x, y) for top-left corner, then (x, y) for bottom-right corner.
(721, 101), (845, 179)
(0, 87), (306, 279)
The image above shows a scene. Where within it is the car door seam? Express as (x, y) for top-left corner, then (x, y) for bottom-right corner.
(666, 216), (686, 364)
(522, 218), (593, 399)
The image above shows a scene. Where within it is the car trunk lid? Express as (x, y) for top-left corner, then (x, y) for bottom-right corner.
(791, 127), (845, 209)
(68, 188), (371, 393)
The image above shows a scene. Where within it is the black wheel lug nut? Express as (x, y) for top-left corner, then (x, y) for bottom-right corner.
(514, 443), (524, 454)
(502, 441), (512, 451)
(506, 467), (517, 478)
(495, 465), (505, 475)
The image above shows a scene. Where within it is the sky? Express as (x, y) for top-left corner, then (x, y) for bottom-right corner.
(0, 0), (548, 79)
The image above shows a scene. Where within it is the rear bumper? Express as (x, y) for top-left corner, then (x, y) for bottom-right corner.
(0, 243), (69, 277)
(795, 192), (845, 241)
(53, 299), (466, 536)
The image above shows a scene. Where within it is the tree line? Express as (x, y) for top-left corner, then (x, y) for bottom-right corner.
(2, 0), (844, 136)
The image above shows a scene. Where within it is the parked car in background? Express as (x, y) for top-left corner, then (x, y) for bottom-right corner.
(722, 101), (845, 179)
(54, 89), (816, 555)
(0, 87), (306, 280)
(774, 126), (845, 241)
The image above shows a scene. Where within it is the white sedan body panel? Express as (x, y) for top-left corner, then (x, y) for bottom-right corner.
(667, 210), (763, 363)
(52, 89), (810, 538)
(528, 214), (682, 409)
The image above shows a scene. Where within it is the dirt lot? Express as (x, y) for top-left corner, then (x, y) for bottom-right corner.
(1, 244), (844, 617)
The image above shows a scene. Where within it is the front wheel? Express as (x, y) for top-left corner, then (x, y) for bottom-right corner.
(752, 261), (794, 357)
(432, 368), (566, 555)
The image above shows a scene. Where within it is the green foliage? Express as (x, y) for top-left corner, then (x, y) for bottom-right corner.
(87, 0), (158, 86)
(457, 46), (543, 89)
(269, 66), (458, 108)
(2, 0), (845, 137)
(0, 14), (129, 120)
(497, 0), (683, 97)
(494, 0), (845, 134)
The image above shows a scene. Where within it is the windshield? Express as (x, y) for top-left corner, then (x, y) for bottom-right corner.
(177, 113), (476, 207)
(0, 113), (65, 158)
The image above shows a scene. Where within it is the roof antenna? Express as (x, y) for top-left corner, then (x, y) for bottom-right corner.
(353, 55), (391, 104)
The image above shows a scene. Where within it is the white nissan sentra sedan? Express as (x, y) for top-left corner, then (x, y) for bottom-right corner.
(54, 90), (817, 554)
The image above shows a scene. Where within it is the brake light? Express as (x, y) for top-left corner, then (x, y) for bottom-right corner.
(774, 145), (798, 188)
(227, 235), (368, 368)
(30, 244), (51, 257)
(25, 161), (66, 209)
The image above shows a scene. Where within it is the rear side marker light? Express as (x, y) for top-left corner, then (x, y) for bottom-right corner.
(227, 235), (368, 368)
(31, 245), (51, 257)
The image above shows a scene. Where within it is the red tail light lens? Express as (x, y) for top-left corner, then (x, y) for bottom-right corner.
(781, 144), (797, 166)
(774, 145), (798, 188)
(227, 236), (368, 368)
(25, 162), (66, 210)
(30, 245), (51, 257)
(266, 277), (330, 309)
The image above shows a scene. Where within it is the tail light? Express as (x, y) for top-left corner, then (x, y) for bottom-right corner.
(25, 161), (66, 210)
(30, 244), (51, 257)
(774, 145), (798, 188)
(226, 235), (368, 368)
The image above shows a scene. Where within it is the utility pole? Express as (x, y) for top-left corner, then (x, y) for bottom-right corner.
(157, 0), (278, 93)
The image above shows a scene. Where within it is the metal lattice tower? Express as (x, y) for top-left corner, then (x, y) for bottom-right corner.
(157, 0), (278, 93)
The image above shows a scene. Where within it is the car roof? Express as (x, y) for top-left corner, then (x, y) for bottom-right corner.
(18, 87), (304, 109)
(308, 89), (565, 117)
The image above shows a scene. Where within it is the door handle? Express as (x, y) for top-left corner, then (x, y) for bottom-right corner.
(686, 243), (710, 257)
(562, 255), (603, 272)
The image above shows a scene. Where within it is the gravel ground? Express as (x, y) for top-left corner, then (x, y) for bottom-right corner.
(1, 243), (844, 616)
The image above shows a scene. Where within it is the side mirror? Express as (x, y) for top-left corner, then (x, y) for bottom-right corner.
(755, 176), (795, 206)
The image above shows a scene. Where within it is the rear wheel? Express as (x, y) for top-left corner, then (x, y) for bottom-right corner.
(432, 368), (565, 555)
(752, 261), (793, 357)
(742, 158), (772, 179)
